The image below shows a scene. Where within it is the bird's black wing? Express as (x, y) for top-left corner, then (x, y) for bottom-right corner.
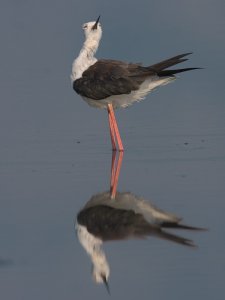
(73, 59), (155, 100)
(77, 205), (197, 246)
(77, 205), (152, 241)
(73, 54), (199, 100)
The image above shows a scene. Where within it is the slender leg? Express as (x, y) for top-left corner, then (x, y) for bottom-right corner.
(110, 150), (117, 192)
(107, 107), (117, 151)
(111, 151), (124, 199)
(107, 103), (124, 152)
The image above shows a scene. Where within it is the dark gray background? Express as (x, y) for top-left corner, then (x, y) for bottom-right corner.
(0, 0), (224, 299)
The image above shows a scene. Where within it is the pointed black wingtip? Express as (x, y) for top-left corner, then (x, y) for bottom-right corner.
(184, 239), (198, 248)
(178, 53), (205, 70)
(177, 52), (193, 59)
(158, 67), (203, 77)
(183, 52), (193, 56)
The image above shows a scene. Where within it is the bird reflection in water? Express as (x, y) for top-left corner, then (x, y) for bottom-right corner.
(75, 152), (205, 293)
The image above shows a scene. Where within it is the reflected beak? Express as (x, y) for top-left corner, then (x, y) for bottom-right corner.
(92, 15), (100, 30)
(103, 276), (110, 294)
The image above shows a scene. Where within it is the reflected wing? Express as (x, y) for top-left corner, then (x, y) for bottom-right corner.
(77, 205), (197, 247)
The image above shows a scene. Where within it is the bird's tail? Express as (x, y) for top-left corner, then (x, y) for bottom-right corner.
(148, 53), (201, 77)
(153, 229), (196, 247)
(148, 223), (206, 248)
(161, 222), (206, 231)
(158, 67), (200, 77)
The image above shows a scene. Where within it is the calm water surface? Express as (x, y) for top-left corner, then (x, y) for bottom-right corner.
(0, 120), (224, 299)
(1, 1), (225, 299)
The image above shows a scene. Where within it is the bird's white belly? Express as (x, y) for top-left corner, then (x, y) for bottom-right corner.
(83, 76), (175, 109)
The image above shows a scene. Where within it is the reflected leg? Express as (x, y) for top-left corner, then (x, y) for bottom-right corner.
(111, 151), (124, 199)
(110, 150), (117, 192)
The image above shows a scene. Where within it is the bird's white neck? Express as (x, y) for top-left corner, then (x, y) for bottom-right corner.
(76, 224), (109, 282)
(71, 38), (99, 81)
(76, 223), (102, 256)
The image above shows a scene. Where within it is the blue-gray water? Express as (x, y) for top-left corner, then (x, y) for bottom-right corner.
(0, 0), (225, 299)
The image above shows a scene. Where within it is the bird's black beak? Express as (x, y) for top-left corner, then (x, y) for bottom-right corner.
(92, 15), (100, 30)
(102, 275), (110, 295)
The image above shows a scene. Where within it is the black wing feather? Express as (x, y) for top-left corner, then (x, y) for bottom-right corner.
(77, 205), (199, 247)
(73, 59), (150, 100)
(73, 54), (199, 100)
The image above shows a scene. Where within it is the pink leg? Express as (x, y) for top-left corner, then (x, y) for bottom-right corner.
(107, 104), (124, 152)
(110, 150), (117, 192)
(111, 151), (124, 199)
(107, 108), (116, 151)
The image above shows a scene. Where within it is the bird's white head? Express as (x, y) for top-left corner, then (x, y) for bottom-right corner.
(92, 251), (110, 294)
(75, 223), (110, 293)
(71, 16), (102, 81)
(82, 16), (102, 43)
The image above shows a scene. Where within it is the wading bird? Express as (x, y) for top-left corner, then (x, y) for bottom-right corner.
(76, 190), (205, 293)
(75, 152), (206, 293)
(71, 16), (199, 151)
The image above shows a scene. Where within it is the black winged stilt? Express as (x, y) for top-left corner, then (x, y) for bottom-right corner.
(76, 190), (205, 292)
(75, 152), (205, 292)
(71, 16), (200, 151)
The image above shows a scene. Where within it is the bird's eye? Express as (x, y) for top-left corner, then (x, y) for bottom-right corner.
(83, 24), (88, 29)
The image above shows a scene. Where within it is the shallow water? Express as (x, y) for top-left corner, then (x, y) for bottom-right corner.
(1, 115), (224, 299)
(1, 1), (225, 299)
